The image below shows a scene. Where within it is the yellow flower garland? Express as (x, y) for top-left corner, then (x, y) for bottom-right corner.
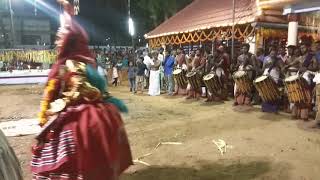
(38, 79), (58, 126)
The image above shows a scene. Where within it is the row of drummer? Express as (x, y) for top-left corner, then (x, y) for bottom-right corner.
(158, 43), (320, 129)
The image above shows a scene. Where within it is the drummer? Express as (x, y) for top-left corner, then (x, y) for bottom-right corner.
(163, 49), (176, 95)
(186, 50), (196, 97)
(283, 45), (301, 77)
(293, 43), (318, 121)
(173, 47), (187, 95)
(261, 49), (284, 113)
(205, 46), (230, 102)
(186, 48), (206, 100)
(233, 43), (256, 106)
(214, 45), (230, 99)
(281, 45), (300, 112)
(204, 48), (217, 102)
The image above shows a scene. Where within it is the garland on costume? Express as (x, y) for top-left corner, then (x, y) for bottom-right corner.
(0, 50), (57, 64)
(38, 79), (58, 126)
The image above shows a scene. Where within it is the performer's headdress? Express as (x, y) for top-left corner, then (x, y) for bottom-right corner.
(49, 0), (94, 80)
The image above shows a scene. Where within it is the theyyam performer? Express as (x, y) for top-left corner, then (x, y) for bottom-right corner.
(31, 0), (133, 179)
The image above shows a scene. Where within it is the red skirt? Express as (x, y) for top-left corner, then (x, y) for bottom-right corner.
(31, 103), (133, 180)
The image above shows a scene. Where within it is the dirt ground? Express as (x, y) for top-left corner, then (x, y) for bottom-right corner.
(0, 84), (320, 180)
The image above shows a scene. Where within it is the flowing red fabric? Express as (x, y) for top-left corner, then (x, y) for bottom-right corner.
(48, 11), (96, 81)
(31, 103), (133, 180)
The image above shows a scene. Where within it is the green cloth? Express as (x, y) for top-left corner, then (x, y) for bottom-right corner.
(122, 58), (129, 68)
(86, 65), (128, 113)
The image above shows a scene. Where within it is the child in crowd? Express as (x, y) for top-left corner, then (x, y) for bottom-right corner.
(136, 58), (147, 93)
(128, 61), (137, 93)
(112, 64), (119, 86)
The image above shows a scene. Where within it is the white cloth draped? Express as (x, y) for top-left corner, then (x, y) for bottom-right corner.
(263, 68), (280, 83)
(302, 71), (312, 85)
(215, 67), (225, 77)
(148, 70), (161, 96)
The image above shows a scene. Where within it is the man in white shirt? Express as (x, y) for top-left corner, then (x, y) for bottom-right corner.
(143, 50), (152, 89)
(158, 48), (165, 91)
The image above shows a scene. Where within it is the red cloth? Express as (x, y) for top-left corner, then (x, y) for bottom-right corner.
(31, 103), (133, 180)
(49, 11), (96, 81)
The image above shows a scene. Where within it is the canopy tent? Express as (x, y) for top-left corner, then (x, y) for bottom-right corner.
(145, 0), (258, 39)
(145, 0), (319, 48)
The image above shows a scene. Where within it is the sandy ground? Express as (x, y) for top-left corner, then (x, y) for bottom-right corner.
(0, 85), (320, 180)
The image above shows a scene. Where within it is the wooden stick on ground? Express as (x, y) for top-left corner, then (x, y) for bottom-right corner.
(133, 160), (151, 166)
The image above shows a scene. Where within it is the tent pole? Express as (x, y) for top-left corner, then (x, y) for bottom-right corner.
(231, 0), (235, 63)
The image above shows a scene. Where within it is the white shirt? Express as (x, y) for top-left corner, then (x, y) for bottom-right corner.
(112, 67), (118, 78)
(158, 54), (164, 63)
(313, 73), (320, 84)
(143, 55), (153, 69)
(263, 68), (280, 83)
(97, 66), (105, 77)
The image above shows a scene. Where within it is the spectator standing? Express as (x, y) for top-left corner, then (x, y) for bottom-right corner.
(128, 61), (137, 93)
(136, 57), (147, 93)
(163, 50), (175, 95)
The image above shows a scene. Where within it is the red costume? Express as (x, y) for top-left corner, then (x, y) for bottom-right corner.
(31, 1), (132, 179)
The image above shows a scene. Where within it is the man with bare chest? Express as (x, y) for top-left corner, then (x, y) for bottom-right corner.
(173, 48), (187, 95)
(186, 48), (206, 99)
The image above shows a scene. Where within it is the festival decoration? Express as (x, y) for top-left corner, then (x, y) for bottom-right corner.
(149, 23), (320, 48)
(148, 24), (255, 48)
(260, 28), (320, 41)
(0, 50), (57, 64)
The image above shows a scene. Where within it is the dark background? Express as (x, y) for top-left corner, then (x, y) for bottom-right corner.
(7, 0), (192, 46)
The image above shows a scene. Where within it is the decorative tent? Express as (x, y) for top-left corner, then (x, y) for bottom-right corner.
(145, 0), (319, 49)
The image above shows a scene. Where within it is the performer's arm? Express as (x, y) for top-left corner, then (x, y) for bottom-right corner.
(308, 57), (318, 72)
(195, 58), (205, 71)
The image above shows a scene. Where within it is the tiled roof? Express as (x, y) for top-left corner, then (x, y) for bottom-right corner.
(145, 0), (258, 39)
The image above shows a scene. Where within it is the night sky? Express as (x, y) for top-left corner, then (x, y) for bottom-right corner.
(8, 0), (191, 46)
(10, 0), (139, 45)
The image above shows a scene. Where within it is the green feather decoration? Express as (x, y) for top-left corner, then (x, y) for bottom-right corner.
(86, 65), (128, 113)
